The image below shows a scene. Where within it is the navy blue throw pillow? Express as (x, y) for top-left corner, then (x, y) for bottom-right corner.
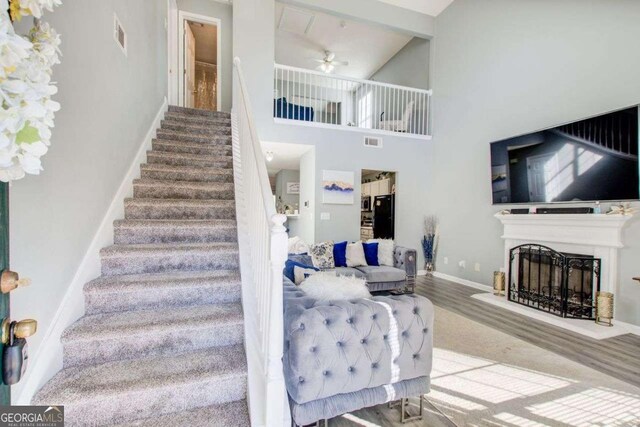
(363, 242), (379, 266)
(333, 241), (348, 267)
(284, 259), (318, 282)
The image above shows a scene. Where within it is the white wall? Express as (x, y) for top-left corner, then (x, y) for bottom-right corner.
(10, 0), (167, 401)
(298, 148), (316, 244)
(266, 125), (433, 267)
(370, 37), (430, 90)
(432, 0), (640, 326)
(177, 0), (233, 111)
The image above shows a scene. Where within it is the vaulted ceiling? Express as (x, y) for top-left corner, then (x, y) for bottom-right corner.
(275, 2), (413, 79)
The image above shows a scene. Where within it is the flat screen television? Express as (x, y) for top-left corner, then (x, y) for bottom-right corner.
(491, 106), (639, 204)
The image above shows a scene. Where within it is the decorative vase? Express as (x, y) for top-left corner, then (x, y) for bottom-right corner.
(424, 261), (434, 275)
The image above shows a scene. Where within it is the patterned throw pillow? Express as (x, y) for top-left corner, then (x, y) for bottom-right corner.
(309, 241), (335, 269)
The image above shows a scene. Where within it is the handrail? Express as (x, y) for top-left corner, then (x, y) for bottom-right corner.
(232, 57), (290, 427)
(275, 62), (433, 94)
(235, 58), (278, 218)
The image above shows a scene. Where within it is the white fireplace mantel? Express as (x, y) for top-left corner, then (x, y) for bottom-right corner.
(495, 212), (633, 301)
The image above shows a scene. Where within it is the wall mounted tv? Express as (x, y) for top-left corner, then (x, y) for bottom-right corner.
(491, 106), (639, 204)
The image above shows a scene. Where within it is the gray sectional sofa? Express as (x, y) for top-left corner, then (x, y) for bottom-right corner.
(282, 276), (434, 425)
(289, 245), (417, 292)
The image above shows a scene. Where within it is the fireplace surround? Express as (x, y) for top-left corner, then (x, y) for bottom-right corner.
(508, 244), (601, 319)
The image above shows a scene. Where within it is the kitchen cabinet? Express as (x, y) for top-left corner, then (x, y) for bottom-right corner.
(362, 182), (371, 197)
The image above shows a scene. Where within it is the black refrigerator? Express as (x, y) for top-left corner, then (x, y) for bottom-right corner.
(373, 195), (395, 239)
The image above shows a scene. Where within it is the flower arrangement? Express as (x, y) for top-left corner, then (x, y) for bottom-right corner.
(421, 215), (438, 274)
(0, 0), (61, 182)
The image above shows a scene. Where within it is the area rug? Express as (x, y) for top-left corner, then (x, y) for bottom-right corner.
(426, 306), (640, 427)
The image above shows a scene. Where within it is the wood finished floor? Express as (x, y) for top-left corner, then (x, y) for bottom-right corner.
(415, 274), (640, 389)
(326, 274), (640, 426)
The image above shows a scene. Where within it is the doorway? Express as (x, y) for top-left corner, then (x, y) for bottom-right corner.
(361, 170), (396, 240)
(177, 12), (221, 111)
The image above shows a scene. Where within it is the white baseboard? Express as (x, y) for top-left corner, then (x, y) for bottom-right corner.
(14, 98), (168, 405)
(432, 271), (493, 292)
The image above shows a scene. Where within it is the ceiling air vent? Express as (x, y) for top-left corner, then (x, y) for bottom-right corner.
(364, 136), (383, 148)
(114, 13), (127, 56)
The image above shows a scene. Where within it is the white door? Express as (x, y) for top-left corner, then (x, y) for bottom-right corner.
(184, 23), (196, 108)
(527, 154), (555, 202)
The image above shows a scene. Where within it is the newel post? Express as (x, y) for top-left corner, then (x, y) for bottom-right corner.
(266, 213), (289, 426)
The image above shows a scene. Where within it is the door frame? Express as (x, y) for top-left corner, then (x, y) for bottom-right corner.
(174, 11), (222, 110)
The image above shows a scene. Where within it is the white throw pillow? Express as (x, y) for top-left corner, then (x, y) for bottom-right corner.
(288, 236), (309, 255)
(346, 241), (367, 267)
(293, 266), (335, 286)
(368, 239), (395, 266)
(300, 274), (370, 301)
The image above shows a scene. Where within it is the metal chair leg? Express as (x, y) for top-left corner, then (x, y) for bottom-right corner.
(390, 395), (424, 423)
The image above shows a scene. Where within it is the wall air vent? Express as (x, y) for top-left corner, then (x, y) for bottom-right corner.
(114, 13), (127, 56)
(364, 136), (383, 148)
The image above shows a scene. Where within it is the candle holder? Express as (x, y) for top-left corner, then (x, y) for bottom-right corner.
(493, 271), (505, 296)
(595, 292), (614, 327)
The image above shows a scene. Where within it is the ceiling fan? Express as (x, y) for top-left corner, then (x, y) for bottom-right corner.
(312, 50), (348, 74)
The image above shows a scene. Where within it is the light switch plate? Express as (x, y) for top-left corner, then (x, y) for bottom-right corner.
(320, 212), (331, 220)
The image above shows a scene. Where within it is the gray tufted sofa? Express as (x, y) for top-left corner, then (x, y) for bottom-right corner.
(283, 277), (434, 425)
(289, 245), (417, 292)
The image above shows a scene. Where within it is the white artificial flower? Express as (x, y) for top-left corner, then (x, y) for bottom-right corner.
(0, 2), (61, 182)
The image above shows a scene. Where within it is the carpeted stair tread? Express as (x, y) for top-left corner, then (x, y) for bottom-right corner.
(124, 198), (235, 220)
(156, 129), (231, 145)
(84, 271), (241, 314)
(61, 304), (244, 366)
(63, 303), (243, 341)
(140, 163), (233, 183)
(151, 139), (232, 156)
(168, 105), (231, 117)
(146, 151), (233, 168)
(113, 219), (236, 244)
(114, 400), (249, 427)
(163, 111), (231, 126)
(133, 178), (234, 200)
(161, 120), (231, 135)
(32, 345), (247, 426)
(100, 242), (239, 276)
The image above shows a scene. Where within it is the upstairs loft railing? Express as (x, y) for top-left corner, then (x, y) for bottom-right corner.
(232, 57), (290, 427)
(274, 63), (432, 138)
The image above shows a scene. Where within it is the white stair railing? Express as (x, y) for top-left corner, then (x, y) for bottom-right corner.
(232, 57), (290, 427)
(274, 63), (433, 138)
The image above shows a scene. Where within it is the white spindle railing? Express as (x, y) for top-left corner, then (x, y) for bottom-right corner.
(273, 63), (432, 138)
(232, 57), (290, 427)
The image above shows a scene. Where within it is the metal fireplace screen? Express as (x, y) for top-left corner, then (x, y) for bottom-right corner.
(508, 244), (601, 319)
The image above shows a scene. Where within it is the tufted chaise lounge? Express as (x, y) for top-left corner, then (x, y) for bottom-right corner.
(282, 277), (434, 425)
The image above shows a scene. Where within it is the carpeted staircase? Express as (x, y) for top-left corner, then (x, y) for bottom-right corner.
(33, 106), (250, 426)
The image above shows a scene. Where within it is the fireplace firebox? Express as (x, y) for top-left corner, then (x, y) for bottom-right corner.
(508, 244), (601, 320)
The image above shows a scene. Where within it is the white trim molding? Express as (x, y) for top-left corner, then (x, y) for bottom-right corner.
(14, 98), (168, 405)
(495, 212), (633, 302)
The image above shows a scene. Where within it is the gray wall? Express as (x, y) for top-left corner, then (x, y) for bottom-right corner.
(178, 0), (233, 111)
(298, 148), (316, 244)
(432, 0), (640, 326)
(370, 37), (430, 90)
(9, 0), (167, 399)
(264, 124), (433, 267)
(275, 170), (300, 208)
